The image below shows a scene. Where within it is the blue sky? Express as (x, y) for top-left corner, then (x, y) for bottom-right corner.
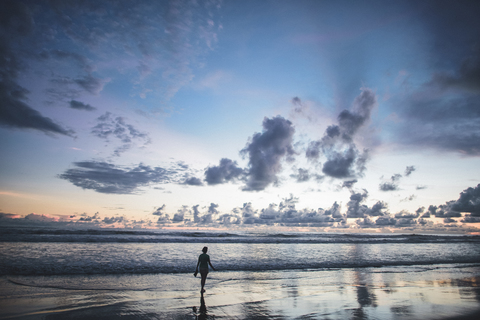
(1, 0), (480, 232)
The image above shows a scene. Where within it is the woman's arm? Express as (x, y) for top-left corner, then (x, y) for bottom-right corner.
(208, 257), (216, 271)
(194, 257), (200, 276)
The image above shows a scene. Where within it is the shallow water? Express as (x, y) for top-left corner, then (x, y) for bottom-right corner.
(2, 240), (480, 275)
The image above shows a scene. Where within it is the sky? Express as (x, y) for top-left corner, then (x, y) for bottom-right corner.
(1, 0), (480, 233)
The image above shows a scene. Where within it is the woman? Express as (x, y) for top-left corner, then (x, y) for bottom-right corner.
(194, 246), (216, 293)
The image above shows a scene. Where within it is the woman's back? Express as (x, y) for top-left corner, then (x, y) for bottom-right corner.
(198, 253), (210, 269)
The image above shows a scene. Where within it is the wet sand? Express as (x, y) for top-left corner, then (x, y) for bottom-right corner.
(1, 265), (480, 319)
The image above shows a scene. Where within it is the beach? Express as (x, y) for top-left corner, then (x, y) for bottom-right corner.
(1, 229), (480, 319)
(2, 265), (480, 319)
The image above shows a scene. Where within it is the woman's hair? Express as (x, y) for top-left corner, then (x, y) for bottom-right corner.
(202, 246), (208, 253)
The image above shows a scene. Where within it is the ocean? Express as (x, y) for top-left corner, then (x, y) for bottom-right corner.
(1, 227), (480, 319)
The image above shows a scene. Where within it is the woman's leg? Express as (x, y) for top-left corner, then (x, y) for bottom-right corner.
(200, 269), (208, 292)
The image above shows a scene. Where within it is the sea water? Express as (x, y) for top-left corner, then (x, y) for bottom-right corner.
(1, 227), (480, 277)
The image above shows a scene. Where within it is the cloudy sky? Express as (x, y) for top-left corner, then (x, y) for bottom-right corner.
(1, 0), (480, 232)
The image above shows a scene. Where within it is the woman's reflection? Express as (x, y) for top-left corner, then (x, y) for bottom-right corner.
(193, 294), (209, 320)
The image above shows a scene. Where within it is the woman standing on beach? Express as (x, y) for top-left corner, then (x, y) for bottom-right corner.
(194, 246), (216, 293)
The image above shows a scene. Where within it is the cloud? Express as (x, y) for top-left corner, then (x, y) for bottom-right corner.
(0, 212), (21, 219)
(429, 49), (480, 94)
(102, 216), (125, 224)
(204, 158), (244, 185)
(155, 207), (171, 224)
(69, 100), (96, 111)
(290, 168), (323, 183)
(0, 3), (77, 137)
(306, 88), (376, 179)
(404, 166), (416, 176)
(6, 184), (480, 230)
(0, 82), (75, 136)
(395, 51), (480, 155)
(241, 116), (296, 191)
(341, 179), (358, 189)
(379, 174), (402, 191)
(183, 177), (203, 186)
(58, 160), (187, 194)
(73, 74), (110, 95)
(346, 190), (369, 218)
(92, 112), (151, 156)
(450, 184), (480, 216)
(152, 205), (166, 216)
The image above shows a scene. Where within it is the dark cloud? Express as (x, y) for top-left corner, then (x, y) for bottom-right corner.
(183, 177), (203, 186)
(78, 212), (100, 222)
(394, 210), (419, 219)
(290, 168), (323, 183)
(196, 203), (218, 224)
(155, 205), (170, 224)
(204, 158), (244, 185)
(379, 174), (402, 191)
(152, 205), (166, 216)
(0, 212), (20, 219)
(73, 74), (109, 95)
(450, 184), (480, 216)
(428, 48), (480, 94)
(416, 185), (427, 190)
(404, 166), (416, 176)
(172, 206), (190, 222)
(346, 189), (389, 219)
(375, 215), (397, 226)
(342, 180), (358, 189)
(0, 39), (74, 135)
(462, 215), (480, 223)
(400, 195), (416, 202)
(306, 89), (376, 179)
(346, 190), (369, 218)
(92, 112), (151, 156)
(69, 100), (96, 111)
(0, 81), (75, 136)
(58, 160), (186, 194)
(387, 1), (480, 155)
(241, 116), (295, 191)
(103, 216), (125, 224)
(369, 201), (388, 217)
(394, 50), (480, 155)
(193, 205), (201, 223)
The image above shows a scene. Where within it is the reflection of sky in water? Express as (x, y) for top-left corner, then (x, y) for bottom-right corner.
(2, 268), (479, 319)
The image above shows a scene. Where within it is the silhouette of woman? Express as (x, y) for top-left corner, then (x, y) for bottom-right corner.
(194, 246), (216, 293)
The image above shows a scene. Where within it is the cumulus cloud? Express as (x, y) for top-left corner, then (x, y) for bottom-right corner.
(6, 183), (480, 230)
(241, 116), (296, 191)
(306, 88), (376, 179)
(379, 174), (402, 191)
(69, 100), (96, 111)
(58, 160), (187, 194)
(92, 112), (151, 156)
(404, 166), (416, 176)
(183, 177), (203, 186)
(450, 184), (480, 216)
(152, 205), (166, 216)
(204, 158), (244, 185)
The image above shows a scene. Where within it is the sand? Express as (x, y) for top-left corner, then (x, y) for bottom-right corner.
(1, 266), (480, 319)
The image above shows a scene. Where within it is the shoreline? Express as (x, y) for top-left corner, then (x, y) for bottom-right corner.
(1, 265), (480, 319)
